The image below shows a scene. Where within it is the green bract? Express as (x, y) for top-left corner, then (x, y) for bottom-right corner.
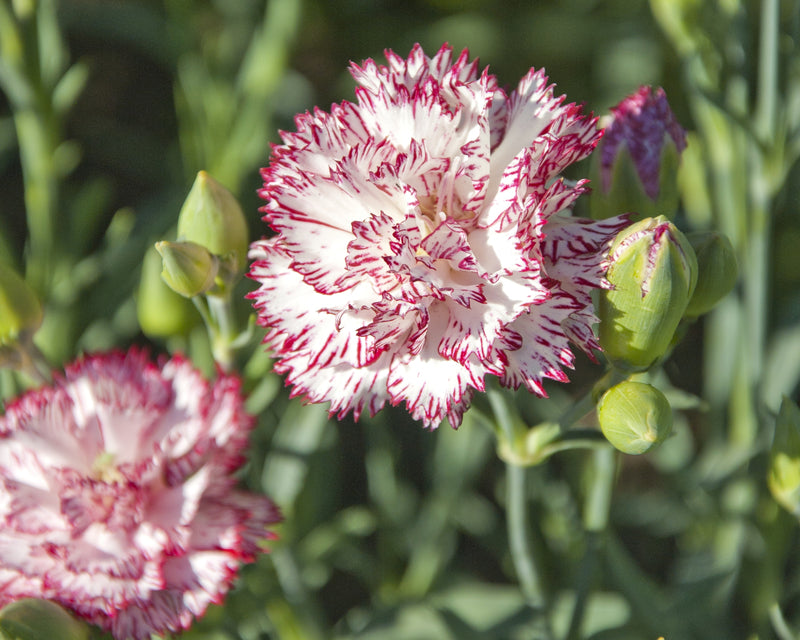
(597, 380), (673, 455)
(0, 599), (89, 640)
(137, 245), (199, 337)
(156, 240), (219, 298)
(0, 263), (42, 346)
(177, 171), (249, 273)
(684, 230), (738, 317)
(597, 216), (698, 371)
(590, 139), (681, 221)
(768, 397), (800, 516)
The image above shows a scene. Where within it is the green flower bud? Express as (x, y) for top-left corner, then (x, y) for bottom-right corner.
(0, 598), (89, 640)
(598, 216), (698, 371)
(156, 240), (219, 298)
(590, 86), (686, 221)
(597, 380), (673, 455)
(0, 262), (42, 346)
(683, 231), (738, 317)
(768, 397), (800, 516)
(136, 245), (199, 338)
(177, 171), (248, 273)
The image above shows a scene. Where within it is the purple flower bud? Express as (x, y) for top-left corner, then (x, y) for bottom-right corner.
(591, 87), (687, 220)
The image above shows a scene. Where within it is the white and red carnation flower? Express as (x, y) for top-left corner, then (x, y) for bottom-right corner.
(248, 43), (628, 428)
(0, 348), (280, 640)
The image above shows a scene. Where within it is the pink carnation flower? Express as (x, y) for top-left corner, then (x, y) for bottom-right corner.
(0, 348), (280, 640)
(249, 43), (628, 428)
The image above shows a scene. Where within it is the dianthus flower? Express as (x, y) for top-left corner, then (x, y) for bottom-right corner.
(249, 43), (628, 428)
(0, 348), (280, 640)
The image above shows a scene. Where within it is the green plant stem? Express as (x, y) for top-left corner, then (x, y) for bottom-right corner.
(0, 1), (62, 295)
(565, 445), (615, 640)
(506, 463), (545, 608)
(734, 0), (779, 445)
(769, 603), (796, 640)
(487, 389), (546, 610)
(193, 293), (238, 371)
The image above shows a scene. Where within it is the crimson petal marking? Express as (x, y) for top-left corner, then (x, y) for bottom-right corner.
(357, 299), (429, 357)
(275, 350), (392, 421)
(480, 147), (532, 229)
(421, 219), (477, 270)
(387, 306), (483, 428)
(562, 306), (603, 359)
(354, 81), (468, 158)
(351, 44), (480, 102)
(249, 238), (380, 368)
(438, 263), (548, 365)
(499, 290), (583, 396)
(487, 68), (562, 189)
(266, 145), (415, 295)
(541, 213), (630, 299)
(344, 212), (404, 293)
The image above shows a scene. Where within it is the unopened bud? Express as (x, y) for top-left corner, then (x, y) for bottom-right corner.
(597, 380), (673, 454)
(683, 231), (738, 317)
(0, 263), (42, 345)
(591, 86), (687, 221)
(598, 216), (698, 371)
(0, 598), (89, 640)
(137, 245), (199, 338)
(156, 240), (219, 298)
(177, 171), (248, 273)
(768, 397), (800, 516)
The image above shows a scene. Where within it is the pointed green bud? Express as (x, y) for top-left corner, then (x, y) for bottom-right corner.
(590, 86), (687, 221)
(597, 380), (673, 454)
(177, 171), (248, 273)
(0, 598), (89, 640)
(683, 231), (738, 317)
(598, 216), (698, 371)
(768, 397), (800, 516)
(156, 240), (219, 298)
(137, 245), (199, 338)
(0, 263), (43, 346)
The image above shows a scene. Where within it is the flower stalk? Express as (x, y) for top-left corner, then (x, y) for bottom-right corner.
(487, 389), (546, 610)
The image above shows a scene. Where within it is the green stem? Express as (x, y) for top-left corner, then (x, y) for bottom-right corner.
(487, 388), (547, 609)
(193, 293), (237, 371)
(0, 1), (63, 296)
(769, 603), (796, 640)
(733, 0), (779, 446)
(755, 0), (779, 142)
(506, 462), (545, 608)
(565, 446), (615, 640)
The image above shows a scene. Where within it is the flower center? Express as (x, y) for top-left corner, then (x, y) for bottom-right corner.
(58, 456), (147, 535)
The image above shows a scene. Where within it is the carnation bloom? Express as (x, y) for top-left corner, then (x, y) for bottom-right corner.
(0, 348), (280, 640)
(249, 43), (628, 428)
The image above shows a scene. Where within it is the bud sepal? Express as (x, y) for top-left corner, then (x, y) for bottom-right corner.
(155, 240), (220, 298)
(768, 397), (800, 516)
(683, 230), (738, 318)
(598, 216), (698, 371)
(176, 171), (249, 275)
(0, 262), (42, 346)
(597, 380), (673, 455)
